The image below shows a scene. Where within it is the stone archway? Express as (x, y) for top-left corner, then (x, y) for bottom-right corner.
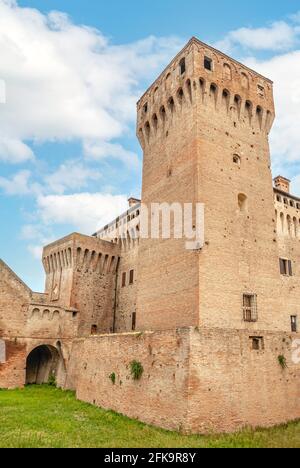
(26, 345), (60, 385)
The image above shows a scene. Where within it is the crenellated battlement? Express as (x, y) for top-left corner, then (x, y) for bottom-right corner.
(137, 37), (275, 149)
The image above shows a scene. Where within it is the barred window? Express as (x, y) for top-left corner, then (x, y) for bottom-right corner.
(243, 294), (258, 322)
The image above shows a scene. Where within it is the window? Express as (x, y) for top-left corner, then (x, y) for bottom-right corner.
(233, 154), (241, 166)
(122, 272), (126, 288)
(204, 56), (213, 71)
(179, 58), (186, 75)
(276, 195), (282, 202)
(132, 312), (137, 331)
(250, 337), (264, 351)
(291, 316), (297, 333)
(243, 294), (258, 322)
(91, 325), (98, 335)
(279, 258), (292, 276)
(257, 85), (265, 97)
(238, 193), (248, 212)
(129, 270), (134, 285)
(143, 103), (148, 113)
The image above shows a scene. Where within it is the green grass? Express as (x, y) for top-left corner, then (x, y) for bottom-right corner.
(0, 386), (299, 448)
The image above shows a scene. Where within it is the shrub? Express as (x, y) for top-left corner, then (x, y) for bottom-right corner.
(109, 373), (116, 385)
(130, 361), (144, 381)
(278, 355), (287, 370)
(48, 374), (56, 387)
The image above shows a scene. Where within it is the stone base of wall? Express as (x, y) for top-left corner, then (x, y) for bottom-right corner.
(67, 327), (300, 434)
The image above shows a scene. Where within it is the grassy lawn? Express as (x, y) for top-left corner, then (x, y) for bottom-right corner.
(0, 386), (299, 448)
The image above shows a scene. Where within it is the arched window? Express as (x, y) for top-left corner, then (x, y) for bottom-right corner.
(238, 193), (248, 212)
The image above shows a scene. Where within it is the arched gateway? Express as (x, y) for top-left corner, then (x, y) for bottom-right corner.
(26, 345), (60, 385)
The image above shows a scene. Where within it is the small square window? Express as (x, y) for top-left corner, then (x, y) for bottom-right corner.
(250, 336), (264, 351)
(204, 57), (213, 71)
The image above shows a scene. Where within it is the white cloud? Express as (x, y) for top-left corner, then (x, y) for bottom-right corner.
(215, 20), (300, 53)
(0, 138), (34, 163)
(36, 192), (128, 234)
(84, 141), (140, 169)
(0, 170), (31, 195)
(44, 160), (101, 194)
(245, 51), (300, 168)
(0, 1), (182, 165)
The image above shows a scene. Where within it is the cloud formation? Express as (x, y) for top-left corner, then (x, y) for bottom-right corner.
(0, 0), (182, 165)
(36, 192), (128, 234)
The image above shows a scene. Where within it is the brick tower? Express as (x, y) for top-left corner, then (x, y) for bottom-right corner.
(136, 37), (278, 332)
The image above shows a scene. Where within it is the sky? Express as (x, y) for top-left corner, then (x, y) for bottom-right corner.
(1, 0), (300, 291)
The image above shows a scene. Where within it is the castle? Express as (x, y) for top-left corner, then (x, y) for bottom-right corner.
(0, 37), (299, 434)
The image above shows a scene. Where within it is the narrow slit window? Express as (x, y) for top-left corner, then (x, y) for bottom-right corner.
(179, 58), (186, 75)
(291, 316), (297, 333)
(129, 269), (134, 285)
(132, 312), (137, 331)
(122, 272), (126, 288)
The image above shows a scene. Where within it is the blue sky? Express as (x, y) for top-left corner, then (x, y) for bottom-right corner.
(1, 0), (300, 291)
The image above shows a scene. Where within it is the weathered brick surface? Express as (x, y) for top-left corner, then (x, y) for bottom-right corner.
(66, 328), (300, 433)
(67, 329), (190, 431)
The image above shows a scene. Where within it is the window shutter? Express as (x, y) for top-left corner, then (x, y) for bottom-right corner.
(288, 260), (293, 276)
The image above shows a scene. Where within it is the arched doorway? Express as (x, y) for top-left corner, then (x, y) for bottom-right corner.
(26, 345), (60, 385)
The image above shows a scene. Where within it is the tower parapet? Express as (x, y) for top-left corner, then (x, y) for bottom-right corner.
(137, 37), (275, 150)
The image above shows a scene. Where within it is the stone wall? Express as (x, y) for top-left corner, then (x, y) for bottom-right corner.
(67, 327), (300, 434)
(67, 329), (190, 431)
